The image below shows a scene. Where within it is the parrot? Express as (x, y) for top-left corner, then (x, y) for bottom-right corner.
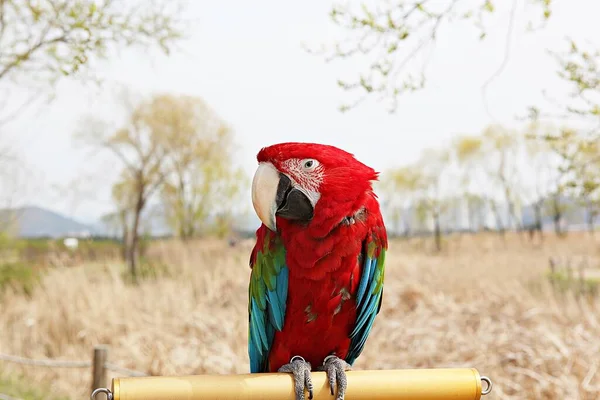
(247, 142), (387, 400)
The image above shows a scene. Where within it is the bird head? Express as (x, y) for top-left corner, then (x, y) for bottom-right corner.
(251, 142), (378, 232)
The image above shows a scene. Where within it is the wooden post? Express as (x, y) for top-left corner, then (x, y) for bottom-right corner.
(92, 345), (108, 394)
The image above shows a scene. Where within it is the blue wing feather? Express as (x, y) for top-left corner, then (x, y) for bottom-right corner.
(346, 227), (387, 366)
(350, 290), (380, 337)
(251, 298), (269, 350)
(248, 227), (289, 373)
(355, 257), (372, 306)
(277, 267), (288, 306)
(267, 289), (284, 330)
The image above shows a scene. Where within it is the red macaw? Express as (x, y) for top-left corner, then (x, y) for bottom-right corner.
(248, 142), (387, 400)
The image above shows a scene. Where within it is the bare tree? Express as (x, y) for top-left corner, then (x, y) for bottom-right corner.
(522, 122), (568, 240)
(481, 124), (524, 233)
(413, 148), (452, 252)
(452, 134), (486, 232)
(79, 90), (169, 281)
(79, 90), (244, 280)
(380, 165), (422, 236)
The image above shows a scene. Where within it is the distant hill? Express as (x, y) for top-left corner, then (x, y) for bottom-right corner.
(0, 205), (261, 239)
(0, 206), (99, 238)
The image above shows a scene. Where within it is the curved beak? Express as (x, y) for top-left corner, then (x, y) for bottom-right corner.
(251, 162), (314, 232)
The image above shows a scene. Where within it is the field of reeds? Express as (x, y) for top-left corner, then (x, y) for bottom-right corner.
(1, 232), (599, 399)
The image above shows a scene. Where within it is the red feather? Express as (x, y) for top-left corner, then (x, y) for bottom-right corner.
(267, 192), (385, 371)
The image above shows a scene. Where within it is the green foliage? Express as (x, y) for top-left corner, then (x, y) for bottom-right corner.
(0, 261), (39, 295)
(152, 94), (247, 239)
(0, 371), (68, 400)
(312, 0), (554, 112)
(537, 125), (600, 212)
(380, 165), (427, 233)
(0, 237), (122, 268)
(120, 257), (170, 284)
(81, 91), (246, 280)
(531, 42), (600, 204)
(546, 271), (599, 298)
(0, 0), (187, 88)
(453, 135), (484, 163)
(381, 147), (451, 247)
(0, 231), (12, 248)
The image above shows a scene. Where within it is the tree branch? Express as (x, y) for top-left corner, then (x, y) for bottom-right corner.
(0, 88), (44, 127)
(0, 0), (6, 44)
(0, 25), (67, 80)
(312, 0), (555, 112)
(481, 0), (519, 121)
(104, 141), (139, 172)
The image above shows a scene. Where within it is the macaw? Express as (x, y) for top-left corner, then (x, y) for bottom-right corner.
(248, 142), (387, 400)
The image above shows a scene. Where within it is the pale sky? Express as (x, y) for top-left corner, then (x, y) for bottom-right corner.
(2, 0), (599, 224)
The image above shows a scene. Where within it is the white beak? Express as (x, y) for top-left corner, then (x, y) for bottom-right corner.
(251, 162), (280, 231)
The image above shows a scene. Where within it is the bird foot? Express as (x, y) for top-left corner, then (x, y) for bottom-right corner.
(278, 355), (314, 400)
(317, 355), (352, 400)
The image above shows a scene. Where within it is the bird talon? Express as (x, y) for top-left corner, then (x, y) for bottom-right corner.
(321, 355), (351, 400)
(278, 356), (313, 400)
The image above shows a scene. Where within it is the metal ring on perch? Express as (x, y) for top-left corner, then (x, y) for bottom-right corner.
(481, 376), (493, 395)
(289, 355), (306, 364)
(91, 387), (113, 400)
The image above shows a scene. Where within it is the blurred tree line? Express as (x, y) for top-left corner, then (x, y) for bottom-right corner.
(379, 121), (600, 251)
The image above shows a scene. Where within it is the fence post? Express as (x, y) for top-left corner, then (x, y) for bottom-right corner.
(92, 345), (108, 393)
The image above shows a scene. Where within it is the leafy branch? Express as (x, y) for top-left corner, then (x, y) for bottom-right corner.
(0, 0), (187, 89)
(308, 0), (554, 112)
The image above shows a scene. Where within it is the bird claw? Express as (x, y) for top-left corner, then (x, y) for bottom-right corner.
(318, 355), (352, 400)
(278, 356), (314, 400)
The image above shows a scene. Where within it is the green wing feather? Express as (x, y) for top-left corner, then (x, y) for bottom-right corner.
(248, 227), (289, 372)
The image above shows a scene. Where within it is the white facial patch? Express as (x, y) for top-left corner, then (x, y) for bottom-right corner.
(280, 158), (324, 206)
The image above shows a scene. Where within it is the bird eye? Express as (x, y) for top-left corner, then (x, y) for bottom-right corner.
(302, 159), (318, 170)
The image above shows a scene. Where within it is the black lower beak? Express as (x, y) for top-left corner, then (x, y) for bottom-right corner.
(275, 174), (314, 223)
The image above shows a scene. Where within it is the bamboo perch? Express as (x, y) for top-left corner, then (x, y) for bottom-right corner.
(96, 368), (492, 400)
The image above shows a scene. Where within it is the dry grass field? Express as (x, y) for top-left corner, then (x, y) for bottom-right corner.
(1, 232), (599, 399)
